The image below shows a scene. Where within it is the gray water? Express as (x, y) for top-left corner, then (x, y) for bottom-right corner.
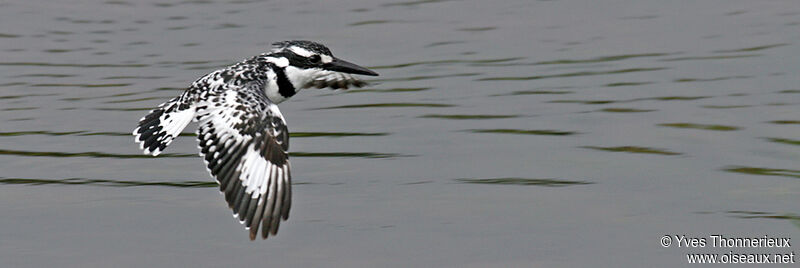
(1, 0), (798, 267)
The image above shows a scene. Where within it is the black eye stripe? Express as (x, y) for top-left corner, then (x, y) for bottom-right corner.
(271, 51), (327, 69)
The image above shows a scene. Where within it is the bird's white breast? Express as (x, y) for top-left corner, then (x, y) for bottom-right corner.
(263, 68), (287, 104)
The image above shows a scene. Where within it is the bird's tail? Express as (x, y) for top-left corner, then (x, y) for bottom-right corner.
(133, 93), (196, 156)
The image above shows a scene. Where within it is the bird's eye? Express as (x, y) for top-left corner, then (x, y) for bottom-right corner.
(309, 55), (321, 64)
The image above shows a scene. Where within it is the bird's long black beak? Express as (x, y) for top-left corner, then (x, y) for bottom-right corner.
(324, 57), (379, 76)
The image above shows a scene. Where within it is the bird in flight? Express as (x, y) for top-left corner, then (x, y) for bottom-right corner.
(133, 40), (378, 240)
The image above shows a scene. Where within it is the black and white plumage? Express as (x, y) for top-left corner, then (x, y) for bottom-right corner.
(133, 40), (378, 240)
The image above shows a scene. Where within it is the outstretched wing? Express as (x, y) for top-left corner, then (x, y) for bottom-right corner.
(133, 92), (196, 156)
(195, 85), (291, 240)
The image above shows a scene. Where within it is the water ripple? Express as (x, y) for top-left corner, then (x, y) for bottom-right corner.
(0, 130), (388, 138)
(549, 100), (617, 105)
(767, 120), (800, 125)
(477, 67), (667, 81)
(674, 76), (752, 83)
(425, 41), (466, 47)
(0, 93), (60, 100)
(0, 148), (406, 159)
(605, 82), (654, 87)
(372, 72), (482, 82)
(290, 152), (409, 158)
(31, 83), (131, 88)
(660, 54), (760, 61)
(14, 73), (77, 78)
(467, 129), (578, 136)
(0, 176), (324, 188)
(457, 26), (497, 32)
(344, 87), (432, 94)
(549, 95), (709, 105)
(702, 105), (753, 109)
(103, 96), (170, 104)
(314, 102), (454, 110)
(371, 58), (522, 69)
(2, 107), (37, 111)
(61, 92), (143, 101)
(291, 132), (390, 138)
(714, 43), (789, 53)
(0, 62), (148, 68)
(582, 146), (682, 155)
(456, 178), (594, 187)
(723, 166), (800, 179)
(420, 114), (520, 120)
(491, 90), (573, 97)
(349, 20), (402, 26)
(94, 107), (154, 111)
(381, 0), (450, 7)
(0, 149), (193, 158)
(0, 177), (216, 188)
(726, 211), (800, 224)
(763, 137), (800, 146)
(658, 123), (741, 131)
(102, 75), (167, 80)
(597, 108), (655, 113)
(533, 53), (672, 65)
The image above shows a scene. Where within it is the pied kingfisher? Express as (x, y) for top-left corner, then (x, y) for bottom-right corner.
(133, 40), (378, 240)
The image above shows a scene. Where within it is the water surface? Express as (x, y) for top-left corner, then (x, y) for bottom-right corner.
(1, 0), (798, 267)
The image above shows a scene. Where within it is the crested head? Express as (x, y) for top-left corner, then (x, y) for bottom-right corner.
(265, 40), (378, 92)
(271, 40), (333, 58)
